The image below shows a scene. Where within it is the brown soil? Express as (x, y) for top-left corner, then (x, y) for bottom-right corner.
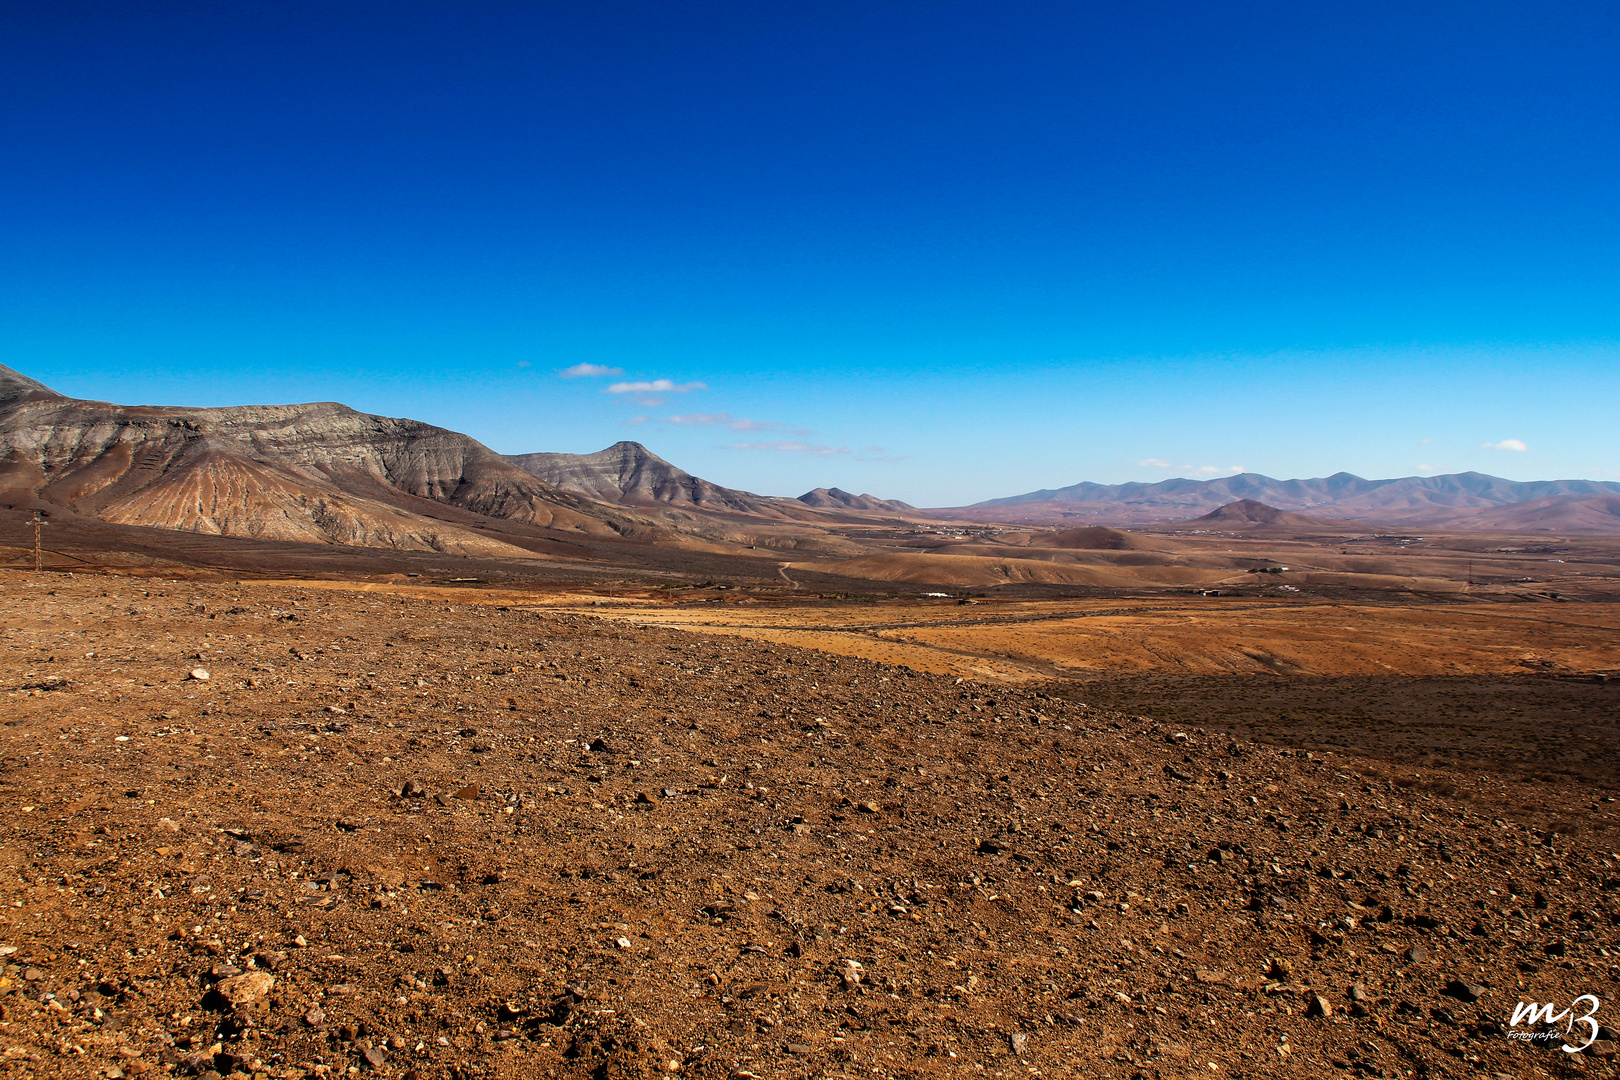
(3, 569), (1619, 1080)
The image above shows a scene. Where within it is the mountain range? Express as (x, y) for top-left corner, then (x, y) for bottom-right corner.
(942, 470), (1620, 529)
(507, 441), (913, 520)
(0, 365), (918, 561)
(2, 362), (1616, 570)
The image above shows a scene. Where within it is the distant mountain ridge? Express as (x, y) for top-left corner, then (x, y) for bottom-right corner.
(961, 470), (1620, 528)
(981, 470), (1620, 512)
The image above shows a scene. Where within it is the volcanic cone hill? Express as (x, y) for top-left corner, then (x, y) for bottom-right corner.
(1171, 500), (1365, 531)
(1041, 525), (1168, 550)
(796, 487), (915, 514)
(0, 364), (661, 557)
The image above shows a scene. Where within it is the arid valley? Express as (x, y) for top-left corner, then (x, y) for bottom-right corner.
(3, 367), (1620, 1080)
(4, 503), (1620, 1080)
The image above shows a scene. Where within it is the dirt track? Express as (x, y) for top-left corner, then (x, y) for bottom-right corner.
(3, 570), (1619, 1079)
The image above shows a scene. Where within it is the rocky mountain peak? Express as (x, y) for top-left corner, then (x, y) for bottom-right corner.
(0, 363), (64, 403)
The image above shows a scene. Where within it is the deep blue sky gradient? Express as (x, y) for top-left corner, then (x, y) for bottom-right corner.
(3, 1), (1616, 503)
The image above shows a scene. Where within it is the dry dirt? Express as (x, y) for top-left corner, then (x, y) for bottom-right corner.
(3, 569), (1620, 1080)
(558, 596), (1620, 682)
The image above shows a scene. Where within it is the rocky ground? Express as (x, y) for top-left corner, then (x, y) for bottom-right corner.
(2, 570), (1618, 1080)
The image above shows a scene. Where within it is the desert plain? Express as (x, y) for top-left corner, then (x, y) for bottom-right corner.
(1, 501), (1619, 1080)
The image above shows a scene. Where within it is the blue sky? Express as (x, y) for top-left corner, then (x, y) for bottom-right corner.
(2, 1), (1617, 505)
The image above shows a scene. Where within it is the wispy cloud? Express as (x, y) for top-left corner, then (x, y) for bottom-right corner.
(728, 440), (849, 455)
(1417, 463), (1439, 472)
(1193, 464), (1245, 475)
(606, 379), (707, 394)
(1136, 458), (1173, 468)
(626, 412), (808, 435)
(1483, 438), (1529, 452)
(560, 363), (623, 378)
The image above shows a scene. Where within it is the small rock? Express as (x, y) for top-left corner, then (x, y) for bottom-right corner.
(1349, 981), (1370, 1003)
(22, 967), (42, 982)
(1009, 1031), (1029, 1056)
(188, 668), (210, 682)
(401, 780), (426, 799)
(1443, 979), (1486, 1003)
(216, 972), (275, 1007)
(784, 1043), (815, 1056)
(615, 937), (633, 949)
(362, 1047), (385, 1069)
(174, 1052), (214, 1076)
(1405, 945), (1428, 964)
(1305, 993), (1331, 1018)
(453, 785), (480, 801)
(635, 791), (658, 806)
(1267, 957), (1293, 980)
(855, 801), (880, 814)
(839, 961), (864, 990)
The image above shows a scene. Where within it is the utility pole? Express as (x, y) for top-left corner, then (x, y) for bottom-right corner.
(31, 510), (46, 572)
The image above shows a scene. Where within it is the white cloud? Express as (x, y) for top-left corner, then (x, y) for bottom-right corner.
(626, 413), (808, 435)
(1419, 438), (1436, 445)
(1136, 458), (1173, 468)
(1483, 438), (1529, 452)
(560, 363), (623, 378)
(1193, 464), (1245, 475)
(1417, 463), (1439, 472)
(605, 379), (707, 394)
(728, 440), (850, 455)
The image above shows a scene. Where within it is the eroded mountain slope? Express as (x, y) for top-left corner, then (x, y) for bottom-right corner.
(0, 366), (657, 556)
